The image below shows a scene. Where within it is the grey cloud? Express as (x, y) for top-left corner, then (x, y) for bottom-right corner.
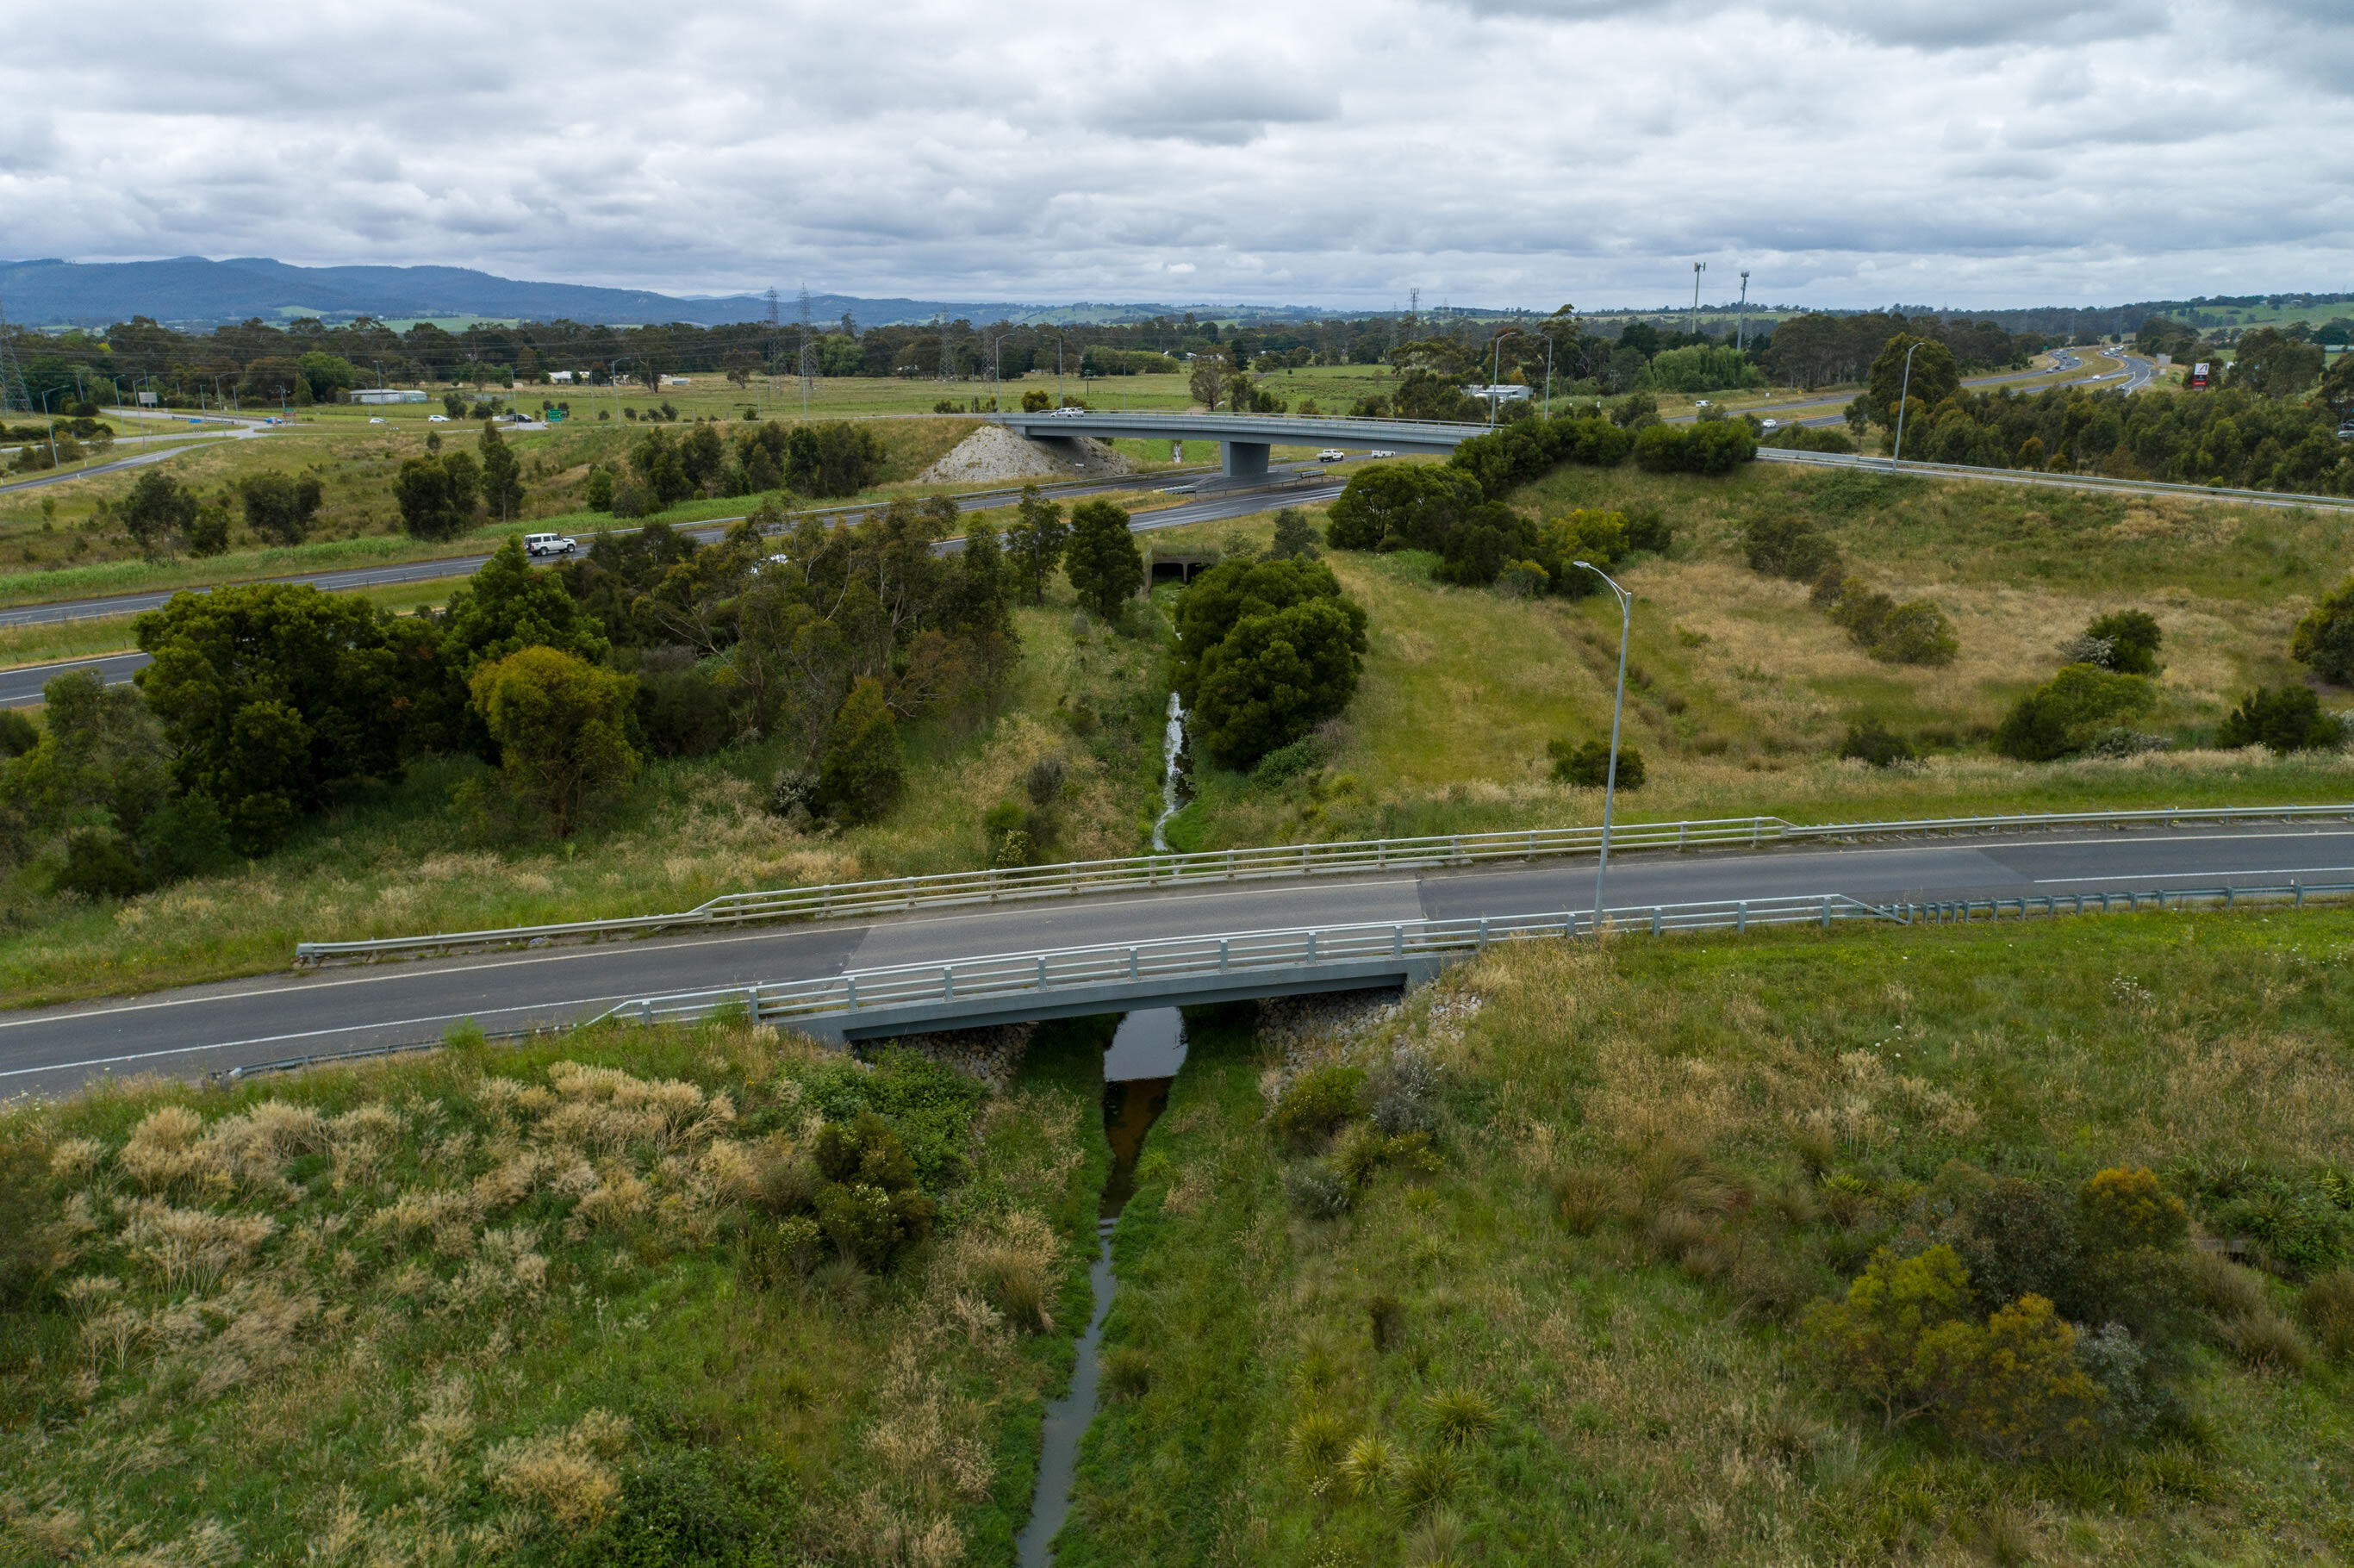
(0, 0), (2345, 309)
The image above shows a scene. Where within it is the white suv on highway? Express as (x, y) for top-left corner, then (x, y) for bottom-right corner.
(1317, 448), (1347, 462)
(525, 532), (577, 558)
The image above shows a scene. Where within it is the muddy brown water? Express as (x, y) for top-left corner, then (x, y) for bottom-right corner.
(1014, 1009), (1186, 1566)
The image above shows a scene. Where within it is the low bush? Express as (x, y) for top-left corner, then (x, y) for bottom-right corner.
(2084, 609), (2164, 675)
(2216, 686), (2345, 752)
(1993, 664), (2157, 762)
(1286, 1162), (1354, 1220)
(1548, 737), (1645, 789)
(1840, 718), (1920, 767)
(1271, 1064), (1369, 1148)
(1744, 513), (1841, 581)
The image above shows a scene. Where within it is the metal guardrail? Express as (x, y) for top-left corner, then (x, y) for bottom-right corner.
(292, 803), (2354, 966)
(590, 878), (2354, 1036)
(592, 895), (1907, 1030)
(1756, 446), (2354, 513)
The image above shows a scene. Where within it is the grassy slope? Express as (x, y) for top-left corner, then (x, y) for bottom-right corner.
(0, 588), (1173, 1005)
(1065, 911), (2354, 1565)
(1143, 463), (2354, 851)
(0, 1015), (1113, 1565)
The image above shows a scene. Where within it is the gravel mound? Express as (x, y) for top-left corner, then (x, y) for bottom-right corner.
(916, 422), (1136, 485)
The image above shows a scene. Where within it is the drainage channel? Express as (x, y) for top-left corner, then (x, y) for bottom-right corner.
(1013, 1008), (1186, 1565)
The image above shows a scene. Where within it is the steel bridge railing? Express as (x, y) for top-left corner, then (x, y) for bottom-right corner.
(597, 877), (2354, 1035)
(290, 803), (2354, 967)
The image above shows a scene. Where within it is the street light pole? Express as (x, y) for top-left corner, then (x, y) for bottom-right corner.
(1573, 560), (1633, 930)
(1891, 339), (1924, 466)
(38, 387), (62, 470)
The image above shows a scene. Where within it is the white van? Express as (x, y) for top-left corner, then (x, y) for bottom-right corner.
(525, 532), (576, 558)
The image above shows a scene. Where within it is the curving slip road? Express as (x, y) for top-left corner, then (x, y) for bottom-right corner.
(5, 822), (2351, 1098)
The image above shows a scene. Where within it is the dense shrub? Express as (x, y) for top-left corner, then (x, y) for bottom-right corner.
(1839, 718), (1919, 767)
(1743, 514), (1840, 582)
(1249, 734), (1327, 787)
(1548, 737), (1644, 789)
(2216, 685), (2345, 751)
(1272, 1064), (1370, 1148)
(1818, 576), (1959, 665)
(1632, 420), (1757, 474)
(1993, 664), (2157, 762)
(2084, 609), (2164, 675)
(1799, 1245), (2101, 1457)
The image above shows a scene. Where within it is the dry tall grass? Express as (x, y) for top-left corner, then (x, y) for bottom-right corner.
(0, 1017), (1104, 1565)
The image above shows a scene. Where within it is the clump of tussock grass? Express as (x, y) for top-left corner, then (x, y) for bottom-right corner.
(2218, 1304), (2312, 1373)
(1550, 1167), (1610, 1235)
(1425, 1387), (1499, 1448)
(2299, 1269), (2354, 1360)
(1392, 1447), (1468, 1516)
(1287, 1410), (1353, 1476)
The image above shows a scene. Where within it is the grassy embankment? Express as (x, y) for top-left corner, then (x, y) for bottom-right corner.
(1144, 460), (2354, 851)
(0, 583), (1177, 1005)
(1063, 909), (2354, 1564)
(0, 1015), (1116, 1565)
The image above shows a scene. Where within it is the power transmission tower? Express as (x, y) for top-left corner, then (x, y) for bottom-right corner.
(0, 296), (29, 414)
(797, 287), (816, 417)
(763, 287), (781, 411)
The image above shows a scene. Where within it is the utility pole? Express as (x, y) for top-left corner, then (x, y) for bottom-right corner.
(1690, 262), (1706, 339)
(1737, 271), (1750, 352)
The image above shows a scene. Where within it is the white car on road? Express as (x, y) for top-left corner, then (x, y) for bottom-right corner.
(427, 414), (451, 422)
(1367, 448), (1397, 458)
(525, 532), (577, 558)
(1317, 448), (1348, 462)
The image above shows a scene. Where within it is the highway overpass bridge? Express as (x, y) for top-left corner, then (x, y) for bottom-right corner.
(994, 410), (1485, 482)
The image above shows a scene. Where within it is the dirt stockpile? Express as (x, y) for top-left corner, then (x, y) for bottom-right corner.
(916, 422), (1136, 484)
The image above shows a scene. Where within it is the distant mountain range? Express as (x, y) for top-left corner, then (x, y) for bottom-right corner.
(0, 257), (1341, 331)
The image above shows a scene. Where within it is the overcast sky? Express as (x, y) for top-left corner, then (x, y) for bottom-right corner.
(2, 0), (2347, 310)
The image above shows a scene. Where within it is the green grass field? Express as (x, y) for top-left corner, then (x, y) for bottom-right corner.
(0, 1013), (1117, 1565)
(1062, 907), (2354, 1565)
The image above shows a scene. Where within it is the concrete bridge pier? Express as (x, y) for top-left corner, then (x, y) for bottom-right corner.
(1222, 441), (1271, 482)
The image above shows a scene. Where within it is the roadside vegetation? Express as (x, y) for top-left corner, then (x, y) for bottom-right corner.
(1063, 909), (2354, 1564)
(0, 1015), (1114, 1565)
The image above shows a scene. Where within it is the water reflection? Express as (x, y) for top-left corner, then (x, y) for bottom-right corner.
(1013, 1009), (1186, 1566)
(1100, 1009), (1184, 1219)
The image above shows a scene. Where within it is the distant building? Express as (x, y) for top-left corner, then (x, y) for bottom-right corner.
(549, 370), (577, 383)
(352, 388), (428, 405)
(1461, 383), (1532, 403)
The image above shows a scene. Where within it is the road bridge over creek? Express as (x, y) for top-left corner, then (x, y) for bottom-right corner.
(994, 410), (1485, 482)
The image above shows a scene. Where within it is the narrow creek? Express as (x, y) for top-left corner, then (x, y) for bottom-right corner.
(1013, 1008), (1187, 1566)
(1149, 691), (1190, 853)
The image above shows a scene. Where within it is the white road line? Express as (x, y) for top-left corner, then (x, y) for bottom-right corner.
(0, 994), (646, 1080)
(2032, 867), (2354, 885)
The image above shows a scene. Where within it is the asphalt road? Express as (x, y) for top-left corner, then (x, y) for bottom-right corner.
(5, 822), (2349, 1098)
(1755, 445), (2354, 513)
(0, 476), (1343, 706)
